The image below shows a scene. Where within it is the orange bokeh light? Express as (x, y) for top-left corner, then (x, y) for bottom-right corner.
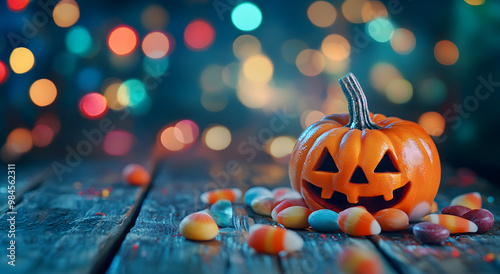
(434, 40), (459, 65)
(418, 111), (445, 136)
(29, 79), (57, 107)
(142, 31), (170, 59)
(7, 128), (33, 154)
(160, 126), (185, 151)
(108, 25), (138, 56)
(7, 0), (29, 12)
(184, 19), (215, 51)
(79, 93), (108, 119)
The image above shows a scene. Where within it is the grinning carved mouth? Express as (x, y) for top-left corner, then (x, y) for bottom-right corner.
(304, 180), (410, 213)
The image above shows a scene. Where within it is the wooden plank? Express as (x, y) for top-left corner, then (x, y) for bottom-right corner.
(0, 160), (150, 274)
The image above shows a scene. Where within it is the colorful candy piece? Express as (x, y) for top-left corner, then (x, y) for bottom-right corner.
(271, 198), (307, 221)
(373, 208), (409, 231)
(451, 192), (482, 210)
(277, 206), (312, 229)
(244, 186), (273, 206)
(430, 201), (438, 214)
(179, 211), (219, 241)
(122, 164), (150, 186)
(441, 205), (471, 217)
(201, 188), (242, 204)
(338, 246), (384, 274)
(251, 196), (276, 216)
(308, 209), (339, 232)
(276, 190), (302, 202)
(463, 209), (494, 233)
(272, 187), (292, 201)
(413, 222), (450, 244)
(210, 199), (233, 227)
(422, 214), (477, 234)
(338, 207), (381, 236)
(247, 224), (303, 254)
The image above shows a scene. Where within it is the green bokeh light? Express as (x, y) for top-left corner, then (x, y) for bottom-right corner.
(66, 26), (92, 56)
(367, 17), (394, 43)
(231, 2), (262, 31)
(118, 79), (147, 107)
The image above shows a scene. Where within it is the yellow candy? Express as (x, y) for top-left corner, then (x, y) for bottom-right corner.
(373, 208), (409, 231)
(276, 206), (312, 229)
(251, 196), (276, 216)
(430, 201), (438, 213)
(451, 192), (481, 210)
(247, 224), (303, 254)
(422, 214), (478, 234)
(179, 212), (219, 241)
(339, 207), (381, 236)
(200, 188), (242, 204)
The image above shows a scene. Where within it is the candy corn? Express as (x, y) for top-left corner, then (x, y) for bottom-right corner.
(179, 211), (219, 241)
(271, 198), (307, 221)
(430, 201), (438, 214)
(451, 192), (482, 209)
(251, 196), (276, 216)
(272, 187), (292, 202)
(338, 246), (384, 274)
(422, 214), (478, 234)
(338, 207), (381, 236)
(122, 164), (150, 186)
(200, 188), (242, 204)
(247, 224), (303, 254)
(373, 208), (409, 231)
(277, 206), (312, 229)
(244, 186), (273, 206)
(275, 190), (302, 202)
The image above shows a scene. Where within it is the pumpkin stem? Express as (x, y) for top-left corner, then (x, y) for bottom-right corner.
(339, 73), (380, 130)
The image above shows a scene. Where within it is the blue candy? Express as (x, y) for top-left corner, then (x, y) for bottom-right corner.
(308, 209), (340, 232)
(210, 199), (233, 227)
(243, 186), (273, 206)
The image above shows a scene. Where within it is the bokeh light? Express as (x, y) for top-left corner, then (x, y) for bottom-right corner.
(204, 125), (231, 151)
(160, 126), (184, 151)
(0, 61), (8, 84)
(174, 120), (199, 145)
(418, 111), (445, 136)
(141, 5), (169, 30)
(434, 40), (459, 65)
(321, 34), (350, 61)
(9, 47), (35, 74)
(464, 0), (485, 5)
(386, 78), (413, 104)
(301, 110), (325, 129)
(142, 31), (170, 59)
(143, 56), (169, 78)
(361, 1), (388, 22)
(222, 62), (239, 88)
(36, 113), (61, 135)
(418, 78), (447, 106)
(53, 0), (80, 28)
(307, 1), (337, 28)
(231, 2), (263, 31)
(29, 79), (57, 107)
(103, 80), (126, 110)
(117, 79), (147, 108)
(201, 65), (225, 92)
(108, 25), (138, 56)
(242, 54), (273, 84)
(66, 26), (92, 56)
(104, 130), (134, 156)
(237, 84), (272, 109)
(324, 58), (349, 74)
(296, 49), (325, 76)
(6, 128), (33, 154)
(184, 19), (215, 51)
(201, 92), (228, 112)
(281, 39), (308, 64)
(78, 67), (102, 91)
(7, 0), (29, 12)
(370, 62), (402, 93)
(79, 93), (108, 119)
(342, 0), (367, 24)
(233, 35), (261, 60)
(367, 17), (394, 43)
(390, 28), (416, 55)
(269, 136), (296, 159)
(31, 125), (54, 148)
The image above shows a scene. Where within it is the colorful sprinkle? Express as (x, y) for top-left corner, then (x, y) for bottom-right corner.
(95, 212), (106, 216)
(422, 214), (478, 234)
(441, 205), (471, 217)
(251, 196), (276, 216)
(201, 188), (242, 204)
(451, 192), (482, 210)
(373, 208), (409, 231)
(247, 224), (303, 254)
(413, 222), (450, 244)
(308, 209), (340, 232)
(338, 246), (384, 274)
(451, 249), (460, 258)
(102, 189), (110, 198)
(277, 206), (312, 229)
(210, 199), (233, 227)
(271, 198), (307, 221)
(244, 186), (272, 206)
(122, 164), (151, 186)
(179, 211), (219, 241)
(338, 207), (381, 236)
(462, 208), (494, 233)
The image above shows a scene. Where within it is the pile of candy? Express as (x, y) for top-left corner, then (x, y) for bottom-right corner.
(177, 186), (494, 255)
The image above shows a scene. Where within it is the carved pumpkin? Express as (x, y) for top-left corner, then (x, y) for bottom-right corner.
(289, 73), (441, 220)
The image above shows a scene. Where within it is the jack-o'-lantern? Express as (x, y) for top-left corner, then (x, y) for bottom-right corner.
(289, 73), (441, 220)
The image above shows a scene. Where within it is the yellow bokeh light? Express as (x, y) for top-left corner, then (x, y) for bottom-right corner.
(103, 80), (126, 110)
(233, 35), (262, 60)
(418, 111), (445, 136)
(269, 136), (296, 158)
(53, 0), (80, 28)
(361, 1), (388, 22)
(342, 0), (367, 24)
(300, 110), (325, 129)
(237, 84), (272, 109)
(242, 55), (273, 84)
(390, 28), (416, 55)
(29, 79), (57, 107)
(464, 0), (485, 6)
(200, 65), (225, 92)
(386, 78), (413, 104)
(204, 125), (231, 151)
(9, 47), (35, 74)
(6, 128), (33, 154)
(296, 49), (325, 77)
(321, 34), (350, 61)
(307, 1), (337, 27)
(434, 40), (459, 66)
(370, 63), (402, 93)
(324, 58), (349, 74)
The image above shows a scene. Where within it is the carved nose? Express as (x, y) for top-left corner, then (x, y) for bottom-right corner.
(350, 166), (369, 184)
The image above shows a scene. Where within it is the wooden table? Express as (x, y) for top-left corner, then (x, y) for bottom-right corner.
(1, 158), (499, 274)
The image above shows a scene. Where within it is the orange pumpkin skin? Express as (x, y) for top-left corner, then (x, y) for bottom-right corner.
(289, 73), (441, 220)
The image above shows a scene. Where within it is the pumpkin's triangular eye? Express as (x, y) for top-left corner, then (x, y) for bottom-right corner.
(314, 148), (339, 173)
(374, 151), (399, 173)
